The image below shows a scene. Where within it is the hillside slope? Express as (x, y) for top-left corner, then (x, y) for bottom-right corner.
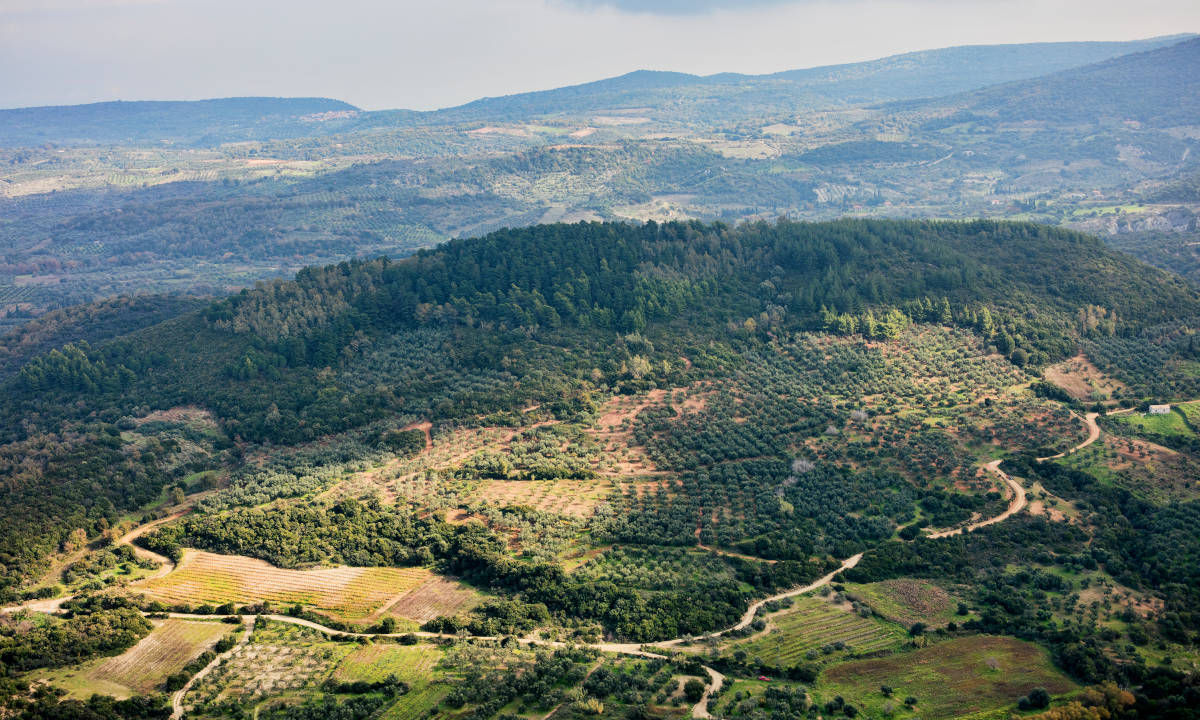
(416, 35), (1192, 125)
(0, 97), (360, 147)
(4, 219), (1197, 448)
(904, 36), (1200, 126)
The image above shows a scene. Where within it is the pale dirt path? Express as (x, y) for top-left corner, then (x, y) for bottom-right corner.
(655, 551), (863, 648)
(1037, 412), (1101, 462)
(927, 460), (1026, 539)
(694, 527), (778, 565)
(401, 421), (433, 452)
(117, 510), (185, 579)
(693, 666), (725, 719)
(170, 615), (253, 720)
(2, 508), (189, 615)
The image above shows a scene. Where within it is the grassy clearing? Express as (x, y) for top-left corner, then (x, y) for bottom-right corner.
(1112, 411), (1193, 438)
(332, 642), (458, 719)
(1175, 401), (1200, 427)
(380, 684), (452, 720)
(33, 619), (233, 698)
(728, 595), (907, 665)
(332, 643), (443, 685)
(843, 579), (959, 628)
(136, 551), (431, 622)
(818, 635), (1077, 719)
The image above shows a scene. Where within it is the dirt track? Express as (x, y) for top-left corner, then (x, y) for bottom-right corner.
(2, 392), (1086, 717)
(1036, 412), (1101, 462)
(170, 615), (253, 719)
(927, 460), (1028, 539)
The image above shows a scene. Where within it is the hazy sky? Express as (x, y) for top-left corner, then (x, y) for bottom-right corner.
(1, 0), (1197, 110)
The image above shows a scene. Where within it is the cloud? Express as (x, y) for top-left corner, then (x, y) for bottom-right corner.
(559, 0), (798, 14)
(0, 0), (164, 14)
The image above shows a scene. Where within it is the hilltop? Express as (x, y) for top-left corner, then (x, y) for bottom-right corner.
(896, 36), (1200, 126)
(0, 97), (359, 146)
(1, 219), (1199, 719)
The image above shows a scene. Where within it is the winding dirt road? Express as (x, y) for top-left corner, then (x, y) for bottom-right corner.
(1036, 412), (1101, 462)
(1, 511), (184, 616)
(2, 404), (1071, 718)
(692, 666), (725, 719)
(657, 552), (863, 648)
(926, 460), (1027, 539)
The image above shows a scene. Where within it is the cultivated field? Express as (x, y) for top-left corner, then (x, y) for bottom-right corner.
(1044, 354), (1126, 401)
(191, 634), (342, 707)
(1113, 410), (1193, 439)
(728, 595), (907, 665)
(474, 478), (614, 517)
(817, 635), (1078, 718)
(135, 551), (432, 622)
(385, 575), (481, 624)
(843, 579), (957, 628)
(332, 643), (443, 683)
(380, 685), (452, 720)
(1058, 434), (1200, 503)
(35, 619), (232, 699)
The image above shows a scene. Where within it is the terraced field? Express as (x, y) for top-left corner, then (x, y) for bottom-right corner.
(33, 619), (233, 698)
(474, 478), (614, 517)
(135, 551), (432, 622)
(729, 596), (907, 665)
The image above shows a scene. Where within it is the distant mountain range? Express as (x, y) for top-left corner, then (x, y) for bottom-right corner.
(0, 34), (1192, 146)
(895, 35), (1200, 127)
(0, 97), (359, 146)
(426, 35), (1193, 124)
(2, 33), (1199, 323)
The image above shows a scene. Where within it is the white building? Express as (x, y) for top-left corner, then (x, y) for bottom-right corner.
(1148, 404), (1171, 415)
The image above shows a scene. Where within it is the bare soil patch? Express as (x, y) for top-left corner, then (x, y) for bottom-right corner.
(385, 575), (481, 624)
(134, 406), (218, 429)
(1045, 354), (1126, 401)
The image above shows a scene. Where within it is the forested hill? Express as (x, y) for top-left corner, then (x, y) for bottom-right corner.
(4, 219), (1198, 449)
(0, 97), (360, 147)
(902, 36), (1200, 126)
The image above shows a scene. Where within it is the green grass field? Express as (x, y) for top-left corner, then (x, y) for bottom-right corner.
(380, 684), (452, 720)
(843, 579), (959, 628)
(817, 635), (1078, 719)
(332, 643), (443, 684)
(728, 595), (908, 665)
(1113, 411), (1193, 438)
(334, 643), (451, 720)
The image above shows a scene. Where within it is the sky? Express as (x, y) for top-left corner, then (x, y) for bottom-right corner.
(1, 0), (1197, 111)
